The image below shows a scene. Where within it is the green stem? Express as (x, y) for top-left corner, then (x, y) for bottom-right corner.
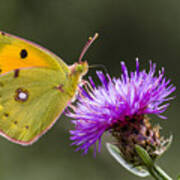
(148, 167), (162, 180)
(146, 164), (172, 180)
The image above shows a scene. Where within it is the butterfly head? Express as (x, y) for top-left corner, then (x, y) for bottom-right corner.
(70, 61), (88, 78)
(75, 61), (89, 76)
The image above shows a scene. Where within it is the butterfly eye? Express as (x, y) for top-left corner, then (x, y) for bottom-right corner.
(20, 49), (28, 59)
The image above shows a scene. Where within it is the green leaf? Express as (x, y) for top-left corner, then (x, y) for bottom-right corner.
(135, 145), (154, 168)
(106, 143), (149, 177)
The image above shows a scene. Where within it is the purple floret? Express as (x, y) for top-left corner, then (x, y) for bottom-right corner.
(66, 59), (176, 154)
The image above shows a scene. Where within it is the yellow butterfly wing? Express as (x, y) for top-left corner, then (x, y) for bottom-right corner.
(0, 31), (91, 145)
(0, 31), (68, 74)
(0, 67), (74, 145)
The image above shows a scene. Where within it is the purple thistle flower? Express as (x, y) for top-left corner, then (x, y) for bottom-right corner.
(67, 59), (175, 155)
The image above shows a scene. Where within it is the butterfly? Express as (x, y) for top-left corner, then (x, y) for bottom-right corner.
(0, 31), (98, 145)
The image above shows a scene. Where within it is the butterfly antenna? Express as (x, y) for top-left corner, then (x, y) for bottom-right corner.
(79, 33), (99, 63)
(89, 64), (109, 74)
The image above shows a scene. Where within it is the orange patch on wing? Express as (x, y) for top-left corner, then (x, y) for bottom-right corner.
(0, 44), (51, 74)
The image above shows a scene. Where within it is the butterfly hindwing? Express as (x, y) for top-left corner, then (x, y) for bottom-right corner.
(0, 31), (69, 74)
(0, 67), (73, 145)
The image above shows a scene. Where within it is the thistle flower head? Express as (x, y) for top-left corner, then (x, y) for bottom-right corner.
(67, 59), (175, 158)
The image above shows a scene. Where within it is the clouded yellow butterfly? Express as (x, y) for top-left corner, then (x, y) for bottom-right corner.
(0, 31), (98, 145)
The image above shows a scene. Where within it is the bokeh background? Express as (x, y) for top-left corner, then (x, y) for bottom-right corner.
(0, 0), (179, 179)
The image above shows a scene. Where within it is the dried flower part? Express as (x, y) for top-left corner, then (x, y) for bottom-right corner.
(111, 115), (169, 166)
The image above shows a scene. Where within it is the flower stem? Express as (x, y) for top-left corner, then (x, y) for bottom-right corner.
(147, 164), (173, 180)
(147, 167), (161, 180)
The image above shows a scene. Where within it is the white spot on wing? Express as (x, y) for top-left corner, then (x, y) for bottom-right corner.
(19, 92), (28, 100)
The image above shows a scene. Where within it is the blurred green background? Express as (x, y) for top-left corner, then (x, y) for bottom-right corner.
(0, 0), (179, 179)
